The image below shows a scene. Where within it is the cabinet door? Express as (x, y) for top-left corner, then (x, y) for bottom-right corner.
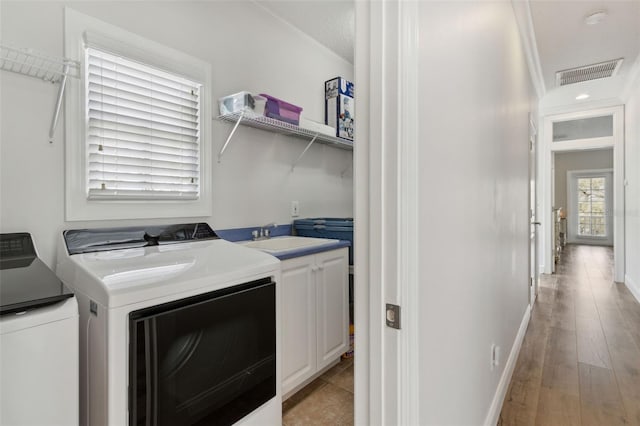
(315, 248), (349, 371)
(280, 256), (316, 395)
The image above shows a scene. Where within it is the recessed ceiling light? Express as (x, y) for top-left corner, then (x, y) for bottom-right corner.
(576, 93), (590, 100)
(585, 10), (608, 25)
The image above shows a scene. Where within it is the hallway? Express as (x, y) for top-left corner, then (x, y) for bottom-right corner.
(499, 245), (640, 425)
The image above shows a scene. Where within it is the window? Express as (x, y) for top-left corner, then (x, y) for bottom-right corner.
(86, 48), (201, 200)
(65, 8), (211, 221)
(577, 176), (606, 237)
(552, 115), (613, 142)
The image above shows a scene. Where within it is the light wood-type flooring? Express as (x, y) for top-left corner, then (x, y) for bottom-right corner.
(282, 357), (354, 425)
(499, 244), (640, 425)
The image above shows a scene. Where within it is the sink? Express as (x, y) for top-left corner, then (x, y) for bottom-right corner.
(239, 236), (339, 254)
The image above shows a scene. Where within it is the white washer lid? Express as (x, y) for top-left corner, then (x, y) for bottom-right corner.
(0, 297), (78, 335)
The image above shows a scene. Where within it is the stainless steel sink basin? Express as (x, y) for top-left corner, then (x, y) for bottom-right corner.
(239, 236), (339, 254)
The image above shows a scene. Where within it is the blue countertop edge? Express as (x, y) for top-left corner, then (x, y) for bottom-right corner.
(215, 224), (350, 260)
(270, 240), (350, 260)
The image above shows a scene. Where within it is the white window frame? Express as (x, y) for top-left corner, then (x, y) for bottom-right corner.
(64, 8), (212, 221)
(567, 169), (613, 245)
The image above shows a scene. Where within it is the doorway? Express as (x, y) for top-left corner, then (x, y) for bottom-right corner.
(543, 106), (624, 280)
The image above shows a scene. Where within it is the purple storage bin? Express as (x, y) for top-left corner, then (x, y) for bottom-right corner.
(259, 94), (303, 125)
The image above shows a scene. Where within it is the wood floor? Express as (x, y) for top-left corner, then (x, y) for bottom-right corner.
(499, 244), (640, 426)
(282, 357), (354, 425)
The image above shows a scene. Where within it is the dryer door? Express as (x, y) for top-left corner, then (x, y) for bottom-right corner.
(129, 277), (276, 426)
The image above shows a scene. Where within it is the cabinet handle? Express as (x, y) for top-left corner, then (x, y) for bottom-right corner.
(311, 266), (318, 272)
(317, 265), (324, 270)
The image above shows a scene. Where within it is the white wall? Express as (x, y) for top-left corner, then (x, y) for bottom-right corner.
(540, 77), (627, 114)
(554, 149), (613, 209)
(0, 1), (353, 266)
(415, 2), (534, 424)
(624, 76), (640, 298)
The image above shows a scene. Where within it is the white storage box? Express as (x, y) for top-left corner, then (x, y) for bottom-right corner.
(219, 91), (266, 115)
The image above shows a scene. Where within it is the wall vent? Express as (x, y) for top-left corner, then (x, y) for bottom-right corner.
(556, 58), (623, 86)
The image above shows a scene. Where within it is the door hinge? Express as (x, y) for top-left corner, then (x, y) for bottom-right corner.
(386, 303), (401, 329)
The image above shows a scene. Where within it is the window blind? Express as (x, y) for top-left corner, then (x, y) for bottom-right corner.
(85, 47), (201, 200)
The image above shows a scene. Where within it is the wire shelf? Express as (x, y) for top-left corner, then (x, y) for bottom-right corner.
(217, 111), (353, 152)
(0, 43), (79, 83)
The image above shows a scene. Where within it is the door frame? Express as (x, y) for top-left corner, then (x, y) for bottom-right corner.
(354, 0), (420, 424)
(542, 105), (624, 280)
(529, 115), (539, 306)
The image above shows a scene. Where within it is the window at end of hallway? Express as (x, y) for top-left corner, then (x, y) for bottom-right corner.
(577, 176), (606, 237)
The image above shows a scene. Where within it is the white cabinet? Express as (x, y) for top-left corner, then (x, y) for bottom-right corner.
(281, 255), (316, 393)
(281, 247), (349, 397)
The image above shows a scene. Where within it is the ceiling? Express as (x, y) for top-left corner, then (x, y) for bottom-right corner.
(529, 0), (640, 94)
(257, 0), (354, 64)
(260, 0), (640, 101)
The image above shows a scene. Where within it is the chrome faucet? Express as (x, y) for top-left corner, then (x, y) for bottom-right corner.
(252, 223), (277, 241)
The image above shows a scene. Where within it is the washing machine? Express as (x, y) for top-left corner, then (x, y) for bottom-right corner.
(0, 233), (78, 426)
(56, 223), (281, 426)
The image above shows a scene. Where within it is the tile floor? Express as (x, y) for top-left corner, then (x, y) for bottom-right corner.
(282, 357), (354, 426)
(499, 244), (640, 425)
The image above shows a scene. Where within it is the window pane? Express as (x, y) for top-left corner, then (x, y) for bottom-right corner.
(553, 115), (613, 142)
(591, 189), (605, 201)
(593, 224), (605, 236)
(592, 202), (605, 215)
(86, 47), (202, 201)
(578, 202), (590, 214)
(579, 223), (591, 235)
(591, 178), (605, 190)
(578, 178), (591, 191)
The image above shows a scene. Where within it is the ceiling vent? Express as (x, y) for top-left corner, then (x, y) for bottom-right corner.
(556, 58), (623, 86)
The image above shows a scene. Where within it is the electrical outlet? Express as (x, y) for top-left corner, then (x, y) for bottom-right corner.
(291, 201), (299, 217)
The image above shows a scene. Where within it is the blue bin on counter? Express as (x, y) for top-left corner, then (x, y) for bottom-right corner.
(293, 218), (354, 265)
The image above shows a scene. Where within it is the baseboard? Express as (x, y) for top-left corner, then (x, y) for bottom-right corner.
(483, 304), (532, 426)
(567, 239), (613, 247)
(626, 274), (640, 304)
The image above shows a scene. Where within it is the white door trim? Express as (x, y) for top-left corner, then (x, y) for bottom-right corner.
(397, 0), (420, 424)
(353, 0), (376, 423)
(542, 105), (625, 281)
(529, 115), (539, 307)
(354, 0), (422, 423)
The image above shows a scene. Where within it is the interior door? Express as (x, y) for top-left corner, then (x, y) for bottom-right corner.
(529, 119), (540, 305)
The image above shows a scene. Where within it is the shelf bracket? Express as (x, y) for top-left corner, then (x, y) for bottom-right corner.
(218, 110), (245, 162)
(291, 134), (319, 171)
(49, 63), (70, 143)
